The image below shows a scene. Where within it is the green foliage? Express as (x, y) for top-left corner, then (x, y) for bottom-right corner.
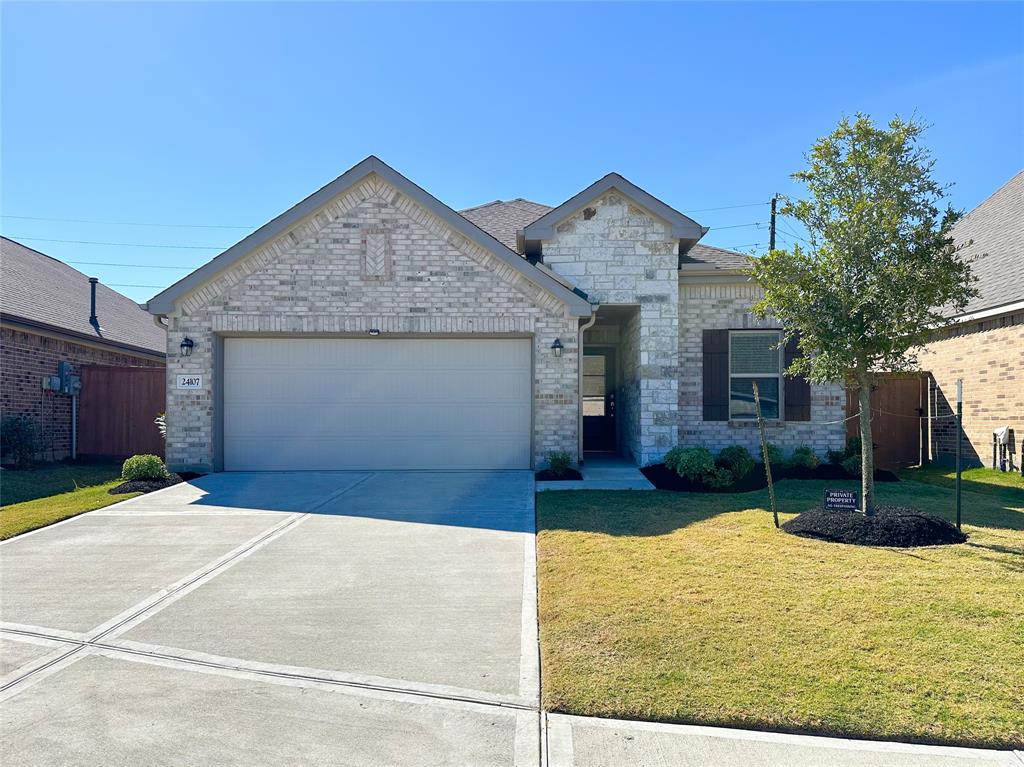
(666, 447), (715, 481)
(717, 445), (755, 480)
(829, 435), (862, 465)
(842, 455), (862, 477)
(763, 442), (785, 467)
(122, 454), (168, 481)
(547, 451), (573, 477)
(1, 415), (42, 469)
(787, 445), (821, 470)
(703, 466), (736, 489)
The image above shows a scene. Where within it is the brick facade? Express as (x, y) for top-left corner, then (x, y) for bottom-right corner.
(541, 192), (679, 464)
(1, 325), (164, 461)
(164, 174), (580, 473)
(920, 312), (1024, 467)
(677, 281), (847, 457)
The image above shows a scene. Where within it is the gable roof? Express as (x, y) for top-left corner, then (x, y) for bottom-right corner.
(679, 243), (752, 272)
(522, 172), (708, 246)
(460, 198), (551, 251)
(146, 157), (592, 317)
(0, 237), (166, 355)
(947, 170), (1023, 318)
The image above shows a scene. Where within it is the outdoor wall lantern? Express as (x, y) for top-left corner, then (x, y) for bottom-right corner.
(368, 328), (381, 336)
(180, 337), (195, 357)
(551, 338), (564, 358)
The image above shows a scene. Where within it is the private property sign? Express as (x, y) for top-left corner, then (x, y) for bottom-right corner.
(176, 374), (203, 389)
(823, 489), (859, 512)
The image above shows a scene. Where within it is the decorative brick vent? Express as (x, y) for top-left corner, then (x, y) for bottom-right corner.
(361, 227), (393, 280)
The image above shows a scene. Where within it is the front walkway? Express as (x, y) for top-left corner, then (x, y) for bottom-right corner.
(537, 453), (655, 492)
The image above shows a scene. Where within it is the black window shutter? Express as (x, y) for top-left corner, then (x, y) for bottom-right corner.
(784, 334), (811, 421)
(702, 329), (729, 421)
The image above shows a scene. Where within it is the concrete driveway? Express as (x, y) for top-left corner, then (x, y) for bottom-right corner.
(1, 471), (540, 766)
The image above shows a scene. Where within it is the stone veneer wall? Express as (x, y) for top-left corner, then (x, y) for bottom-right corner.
(677, 281), (846, 458)
(540, 191), (679, 465)
(163, 174), (579, 473)
(919, 313), (1023, 466)
(1, 326), (164, 461)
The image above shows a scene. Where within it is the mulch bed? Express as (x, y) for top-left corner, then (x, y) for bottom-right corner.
(535, 468), (584, 482)
(109, 474), (187, 495)
(782, 506), (968, 547)
(641, 462), (899, 493)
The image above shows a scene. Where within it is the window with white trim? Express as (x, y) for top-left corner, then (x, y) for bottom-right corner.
(729, 330), (782, 419)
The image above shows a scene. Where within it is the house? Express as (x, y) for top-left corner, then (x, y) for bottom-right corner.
(920, 171), (1024, 467)
(0, 237), (166, 460)
(145, 157), (846, 473)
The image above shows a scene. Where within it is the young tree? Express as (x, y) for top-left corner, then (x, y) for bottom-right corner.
(750, 114), (977, 515)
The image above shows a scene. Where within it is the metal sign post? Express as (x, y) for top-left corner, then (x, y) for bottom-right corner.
(753, 381), (779, 529)
(956, 379), (963, 531)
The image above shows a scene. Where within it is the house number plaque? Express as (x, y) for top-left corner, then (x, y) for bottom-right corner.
(176, 375), (203, 389)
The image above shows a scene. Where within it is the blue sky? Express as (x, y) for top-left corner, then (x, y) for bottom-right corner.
(3, 2), (1022, 303)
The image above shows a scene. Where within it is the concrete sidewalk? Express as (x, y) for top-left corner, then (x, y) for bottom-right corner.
(546, 714), (1023, 767)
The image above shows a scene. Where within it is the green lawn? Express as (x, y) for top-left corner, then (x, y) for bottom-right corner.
(1, 460), (137, 539)
(537, 478), (1024, 749)
(900, 464), (1024, 494)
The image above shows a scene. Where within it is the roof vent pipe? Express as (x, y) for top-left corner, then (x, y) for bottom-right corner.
(88, 277), (100, 329)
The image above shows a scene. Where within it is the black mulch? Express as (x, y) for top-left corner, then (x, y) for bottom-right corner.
(535, 468), (584, 482)
(109, 474), (185, 495)
(641, 462), (899, 493)
(782, 506), (968, 547)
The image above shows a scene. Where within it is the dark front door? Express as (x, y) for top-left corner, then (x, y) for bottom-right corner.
(582, 348), (616, 451)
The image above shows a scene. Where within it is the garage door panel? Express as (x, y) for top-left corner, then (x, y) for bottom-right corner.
(222, 338), (532, 471)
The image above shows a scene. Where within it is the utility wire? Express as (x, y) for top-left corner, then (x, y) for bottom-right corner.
(1, 214), (252, 229)
(5, 235), (225, 250)
(106, 283), (167, 289)
(683, 201), (769, 213)
(65, 260), (199, 270)
(707, 221), (765, 231)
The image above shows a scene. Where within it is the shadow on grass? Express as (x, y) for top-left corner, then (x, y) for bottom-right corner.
(537, 478), (1024, 536)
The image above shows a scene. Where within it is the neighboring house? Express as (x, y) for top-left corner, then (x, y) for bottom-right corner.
(1, 237), (166, 460)
(146, 156), (846, 473)
(920, 171), (1024, 467)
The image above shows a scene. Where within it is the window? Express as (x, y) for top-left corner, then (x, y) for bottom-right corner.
(729, 330), (782, 419)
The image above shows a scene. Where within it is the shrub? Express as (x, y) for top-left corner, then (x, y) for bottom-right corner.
(1, 415), (42, 469)
(547, 450), (573, 477)
(788, 445), (821, 470)
(717, 445), (755, 480)
(703, 466), (735, 489)
(841, 455), (862, 477)
(762, 442), (785, 467)
(122, 454), (168, 481)
(828, 435), (862, 465)
(662, 447), (686, 473)
(667, 447), (715, 481)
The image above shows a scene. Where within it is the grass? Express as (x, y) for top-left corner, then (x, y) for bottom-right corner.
(1, 460), (137, 539)
(537, 477), (1024, 749)
(900, 464), (1024, 494)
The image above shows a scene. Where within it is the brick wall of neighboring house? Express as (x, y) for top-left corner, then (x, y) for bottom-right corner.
(1, 325), (165, 461)
(677, 281), (847, 458)
(920, 311), (1024, 467)
(164, 173), (580, 473)
(541, 192), (679, 464)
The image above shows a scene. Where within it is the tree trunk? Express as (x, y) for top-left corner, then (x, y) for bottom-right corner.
(857, 374), (876, 516)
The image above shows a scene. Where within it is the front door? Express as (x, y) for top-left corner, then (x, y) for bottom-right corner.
(582, 348), (616, 452)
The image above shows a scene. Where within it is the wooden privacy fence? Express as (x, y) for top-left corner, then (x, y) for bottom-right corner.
(846, 373), (926, 469)
(77, 365), (165, 458)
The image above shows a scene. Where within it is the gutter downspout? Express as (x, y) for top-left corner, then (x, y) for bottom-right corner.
(577, 304), (600, 467)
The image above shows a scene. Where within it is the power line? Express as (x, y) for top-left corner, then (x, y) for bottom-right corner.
(683, 201), (769, 214)
(707, 221), (765, 231)
(65, 260), (199, 270)
(1, 214), (253, 230)
(5, 235), (226, 250)
(106, 283), (167, 289)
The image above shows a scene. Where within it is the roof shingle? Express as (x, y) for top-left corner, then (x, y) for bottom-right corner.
(459, 199), (552, 251)
(1, 237), (166, 354)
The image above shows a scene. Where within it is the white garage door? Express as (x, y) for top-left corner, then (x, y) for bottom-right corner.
(222, 337), (532, 471)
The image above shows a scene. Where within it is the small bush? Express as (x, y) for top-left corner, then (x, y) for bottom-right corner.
(841, 455), (862, 477)
(662, 447), (686, 474)
(761, 442), (785, 467)
(828, 435), (862, 465)
(668, 447), (715, 481)
(703, 465), (735, 489)
(788, 445), (821, 470)
(547, 451), (573, 477)
(717, 445), (755, 480)
(1, 415), (42, 468)
(122, 454), (168, 481)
